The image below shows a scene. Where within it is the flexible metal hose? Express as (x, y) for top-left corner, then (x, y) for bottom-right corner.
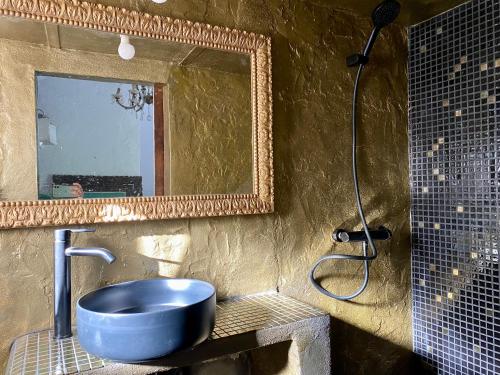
(308, 64), (378, 300)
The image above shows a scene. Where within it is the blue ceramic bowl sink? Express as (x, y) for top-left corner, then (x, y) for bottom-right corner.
(77, 278), (216, 362)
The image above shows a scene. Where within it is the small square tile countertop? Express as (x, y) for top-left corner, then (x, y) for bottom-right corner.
(6, 292), (331, 375)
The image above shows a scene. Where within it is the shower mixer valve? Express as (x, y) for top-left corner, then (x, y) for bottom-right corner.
(333, 226), (392, 243)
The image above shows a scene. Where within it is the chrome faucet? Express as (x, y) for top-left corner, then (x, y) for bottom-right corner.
(53, 228), (116, 339)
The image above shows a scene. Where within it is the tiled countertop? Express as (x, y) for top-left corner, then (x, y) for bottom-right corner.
(6, 292), (330, 375)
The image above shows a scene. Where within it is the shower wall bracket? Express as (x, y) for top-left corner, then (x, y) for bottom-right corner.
(346, 53), (369, 67)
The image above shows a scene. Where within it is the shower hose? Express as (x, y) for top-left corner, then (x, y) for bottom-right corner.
(308, 64), (378, 301)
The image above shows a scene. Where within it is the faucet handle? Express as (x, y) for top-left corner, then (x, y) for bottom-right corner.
(69, 228), (96, 233)
(54, 228), (95, 241)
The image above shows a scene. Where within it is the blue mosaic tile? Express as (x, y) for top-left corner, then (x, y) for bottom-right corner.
(409, 0), (500, 374)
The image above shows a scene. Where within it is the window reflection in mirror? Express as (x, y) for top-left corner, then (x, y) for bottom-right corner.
(36, 74), (158, 199)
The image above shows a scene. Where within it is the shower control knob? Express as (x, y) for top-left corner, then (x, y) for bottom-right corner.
(333, 230), (350, 242)
(332, 229), (349, 242)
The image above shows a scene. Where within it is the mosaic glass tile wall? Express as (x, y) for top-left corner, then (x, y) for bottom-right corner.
(408, 0), (499, 374)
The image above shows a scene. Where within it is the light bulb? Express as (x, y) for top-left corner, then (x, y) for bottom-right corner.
(118, 35), (135, 60)
(151, 0), (167, 3)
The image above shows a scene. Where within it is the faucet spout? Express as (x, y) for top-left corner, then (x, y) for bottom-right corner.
(65, 247), (116, 264)
(53, 229), (116, 339)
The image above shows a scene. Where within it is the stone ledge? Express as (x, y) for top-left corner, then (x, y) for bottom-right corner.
(92, 314), (331, 375)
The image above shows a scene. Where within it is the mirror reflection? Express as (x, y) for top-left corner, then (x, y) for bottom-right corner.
(0, 16), (253, 201)
(36, 74), (156, 199)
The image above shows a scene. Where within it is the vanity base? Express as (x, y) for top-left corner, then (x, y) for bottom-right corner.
(6, 292), (331, 375)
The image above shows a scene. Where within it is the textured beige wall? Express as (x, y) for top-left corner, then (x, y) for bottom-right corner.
(168, 66), (253, 195)
(0, 1), (412, 374)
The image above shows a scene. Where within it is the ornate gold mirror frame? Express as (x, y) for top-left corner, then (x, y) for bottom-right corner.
(0, 0), (273, 228)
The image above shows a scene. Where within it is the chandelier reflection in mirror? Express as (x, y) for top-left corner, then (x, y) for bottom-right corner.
(112, 84), (154, 121)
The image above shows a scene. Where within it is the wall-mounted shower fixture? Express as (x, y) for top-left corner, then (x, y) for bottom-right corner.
(346, 0), (401, 67)
(309, 0), (400, 301)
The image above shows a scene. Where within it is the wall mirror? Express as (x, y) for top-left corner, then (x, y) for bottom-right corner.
(0, 0), (273, 228)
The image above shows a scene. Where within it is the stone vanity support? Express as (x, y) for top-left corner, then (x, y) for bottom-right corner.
(96, 314), (331, 375)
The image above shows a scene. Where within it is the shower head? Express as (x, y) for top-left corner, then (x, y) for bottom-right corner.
(371, 0), (401, 29)
(346, 0), (401, 67)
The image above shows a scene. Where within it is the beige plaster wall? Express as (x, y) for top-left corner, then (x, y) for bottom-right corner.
(0, 1), (412, 374)
(168, 66), (253, 195)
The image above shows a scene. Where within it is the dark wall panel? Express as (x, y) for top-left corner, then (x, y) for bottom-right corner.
(409, 0), (499, 374)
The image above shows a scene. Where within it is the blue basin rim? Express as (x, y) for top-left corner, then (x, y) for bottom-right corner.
(76, 278), (216, 362)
